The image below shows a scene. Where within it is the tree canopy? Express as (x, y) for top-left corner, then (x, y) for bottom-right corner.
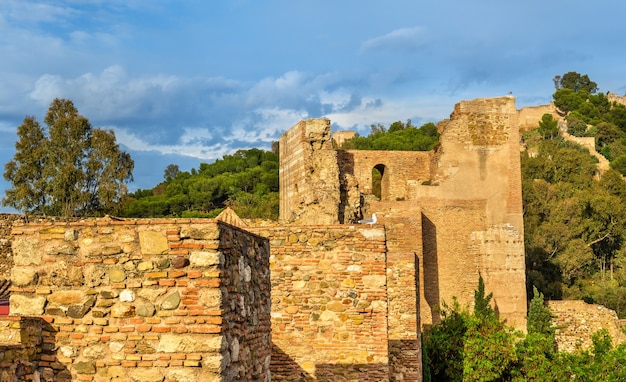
(523, 72), (626, 316)
(3, 98), (134, 217)
(338, 120), (439, 151)
(122, 148), (279, 219)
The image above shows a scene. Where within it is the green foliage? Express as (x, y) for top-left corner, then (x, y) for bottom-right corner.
(538, 114), (559, 139)
(557, 71), (599, 94)
(424, 279), (626, 381)
(3, 98), (134, 216)
(122, 148), (279, 220)
(340, 120), (439, 151)
(523, 72), (626, 315)
(565, 115), (589, 137)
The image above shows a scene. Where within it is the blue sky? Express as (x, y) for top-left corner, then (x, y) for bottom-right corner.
(2, 0), (626, 212)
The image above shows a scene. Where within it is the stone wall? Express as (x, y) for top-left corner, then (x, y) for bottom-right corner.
(549, 300), (626, 353)
(339, 150), (433, 202)
(516, 103), (559, 132)
(0, 214), (22, 279)
(7, 217), (271, 381)
(279, 119), (341, 225)
(0, 316), (67, 381)
(250, 224), (397, 381)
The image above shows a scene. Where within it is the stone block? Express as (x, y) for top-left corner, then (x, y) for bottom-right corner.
(12, 236), (42, 265)
(10, 294), (46, 315)
(157, 334), (225, 353)
(139, 231), (169, 255)
(190, 251), (223, 267)
(180, 225), (219, 240)
(11, 267), (37, 286)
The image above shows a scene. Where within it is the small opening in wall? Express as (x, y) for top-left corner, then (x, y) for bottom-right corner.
(0, 279), (10, 316)
(372, 164), (387, 200)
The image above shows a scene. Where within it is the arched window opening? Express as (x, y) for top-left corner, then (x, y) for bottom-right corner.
(372, 164), (387, 200)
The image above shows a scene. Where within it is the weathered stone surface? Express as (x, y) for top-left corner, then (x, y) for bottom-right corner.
(45, 243), (77, 256)
(139, 231), (169, 255)
(172, 256), (188, 268)
(180, 225), (219, 240)
(111, 302), (135, 318)
(109, 267), (126, 283)
(362, 275), (386, 288)
(157, 334), (225, 353)
(129, 368), (164, 382)
(138, 288), (166, 301)
(199, 289), (222, 309)
(161, 291), (181, 310)
(82, 344), (107, 359)
(11, 267), (37, 286)
(66, 296), (96, 318)
(137, 261), (153, 271)
(10, 294), (46, 315)
(47, 290), (85, 305)
(119, 289), (135, 302)
(135, 298), (156, 317)
(190, 251), (223, 267)
(12, 236), (42, 265)
(72, 361), (95, 374)
(165, 368), (197, 382)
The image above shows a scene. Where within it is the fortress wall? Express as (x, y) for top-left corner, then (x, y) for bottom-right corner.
(279, 119), (341, 225)
(250, 224), (392, 381)
(365, 202), (423, 380)
(549, 300), (626, 352)
(340, 150), (433, 201)
(412, 97), (527, 329)
(6, 218), (271, 381)
(517, 103), (558, 132)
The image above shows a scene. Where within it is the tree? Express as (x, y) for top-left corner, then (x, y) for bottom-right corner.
(2, 116), (48, 213)
(164, 164), (181, 183)
(3, 98), (134, 216)
(558, 71), (598, 94)
(538, 114), (559, 139)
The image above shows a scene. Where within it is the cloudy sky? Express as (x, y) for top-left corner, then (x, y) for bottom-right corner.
(2, 0), (626, 212)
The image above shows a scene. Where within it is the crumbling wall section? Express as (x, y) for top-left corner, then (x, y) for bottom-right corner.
(8, 218), (271, 381)
(339, 150), (432, 203)
(279, 119), (341, 225)
(549, 300), (626, 353)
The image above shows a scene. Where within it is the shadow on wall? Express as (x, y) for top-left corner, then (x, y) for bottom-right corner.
(422, 214), (440, 326)
(0, 317), (71, 381)
(271, 342), (389, 381)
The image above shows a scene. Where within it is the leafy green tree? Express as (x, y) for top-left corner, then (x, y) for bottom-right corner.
(2, 116), (48, 213)
(3, 98), (133, 216)
(164, 164), (180, 183)
(565, 115), (588, 137)
(558, 71), (598, 94)
(538, 114), (559, 139)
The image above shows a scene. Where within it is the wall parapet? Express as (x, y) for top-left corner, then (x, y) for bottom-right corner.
(8, 218), (271, 381)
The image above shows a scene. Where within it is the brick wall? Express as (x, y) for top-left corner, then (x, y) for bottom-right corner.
(250, 224), (393, 381)
(8, 218), (271, 381)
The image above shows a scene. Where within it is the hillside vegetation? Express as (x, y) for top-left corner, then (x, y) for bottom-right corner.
(523, 72), (626, 317)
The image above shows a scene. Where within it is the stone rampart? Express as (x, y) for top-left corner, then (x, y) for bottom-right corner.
(250, 224), (396, 381)
(6, 217), (271, 381)
(549, 300), (626, 353)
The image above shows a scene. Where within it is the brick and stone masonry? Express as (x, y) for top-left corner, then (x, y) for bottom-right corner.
(2, 218), (271, 381)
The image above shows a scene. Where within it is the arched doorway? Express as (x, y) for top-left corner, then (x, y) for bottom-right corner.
(372, 164), (389, 201)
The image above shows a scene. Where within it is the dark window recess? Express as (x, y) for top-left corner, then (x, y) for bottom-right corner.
(0, 279), (10, 315)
